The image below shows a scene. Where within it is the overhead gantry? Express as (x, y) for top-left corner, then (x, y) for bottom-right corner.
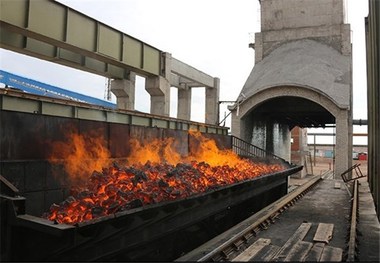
(0, 0), (219, 124)
(111, 53), (219, 124)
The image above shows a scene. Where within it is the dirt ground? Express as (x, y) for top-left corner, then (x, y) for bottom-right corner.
(310, 156), (368, 176)
(289, 157), (368, 187)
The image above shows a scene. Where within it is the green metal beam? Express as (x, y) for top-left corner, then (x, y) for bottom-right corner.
(0, 0), (162, 79)
(0, 89), (229, 135)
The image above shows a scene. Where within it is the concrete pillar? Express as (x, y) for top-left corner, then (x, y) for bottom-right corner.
(229, 108), (240, 137)
(205, 77), (220, 125)
(273, 123), (291, 161)
(177, 86), (191, 120)
(251, 120), (266, 150)
(264, 122), (291, 161)
(335, 110), (350, 178)
(291, 127), (308, 178)
(110, 72), (136, 110)
(145, 75), (170, 116)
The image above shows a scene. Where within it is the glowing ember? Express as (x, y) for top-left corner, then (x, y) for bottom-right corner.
(45, 131), (286, 224)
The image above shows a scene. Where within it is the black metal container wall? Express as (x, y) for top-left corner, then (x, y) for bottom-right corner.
(3, 166), (301, 261)
(0, 109), (231, 216)
(0, 91), (300, 261)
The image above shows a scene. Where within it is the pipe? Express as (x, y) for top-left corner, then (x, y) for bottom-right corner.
(353, 119), (368, 125)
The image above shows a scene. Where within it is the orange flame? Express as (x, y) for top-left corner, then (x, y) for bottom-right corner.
(127, 137), (182, 165)
(188, 130), (245, 167)
(45, 130), (286, 224)
(48, 131), (111, 185)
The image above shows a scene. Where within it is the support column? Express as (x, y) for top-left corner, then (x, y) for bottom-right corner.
(251, 119), (266, 150)
(229, 107), (241, 137)
(177, 85), (191, 120)
(274, 123), (291, 162)
(110, 72), (136, 110)
(205, 77), (220, 125)
(335, 110), (350, 179)
(291, 127), (308, 178)
(145, 75), (170, 116)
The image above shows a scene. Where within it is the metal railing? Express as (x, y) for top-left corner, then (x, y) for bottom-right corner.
(231, 136), (286, 162)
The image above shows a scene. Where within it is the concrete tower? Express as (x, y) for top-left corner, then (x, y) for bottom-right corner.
(230, 0), (352, 177)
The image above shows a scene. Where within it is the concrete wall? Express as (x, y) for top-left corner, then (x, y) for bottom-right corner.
(256, 0), (350, 63)
(260, 0), (344, 31)
(232, 84), (352, 177)
(242, 39), (352, 109)
(231, 0), (352, 177)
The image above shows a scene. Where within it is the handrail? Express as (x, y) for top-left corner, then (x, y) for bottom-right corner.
(231, 136), (286, 163)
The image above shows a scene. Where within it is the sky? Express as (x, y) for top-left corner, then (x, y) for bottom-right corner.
(0, 0), (369, 145)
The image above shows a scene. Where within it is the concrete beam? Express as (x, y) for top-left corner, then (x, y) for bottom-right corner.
(169, 74), (202, 89)
(171, 57), (215, 88)
(168, 54), (220, 123)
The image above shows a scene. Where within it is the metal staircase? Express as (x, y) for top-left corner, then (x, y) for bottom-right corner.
(231, 136), (286, 163)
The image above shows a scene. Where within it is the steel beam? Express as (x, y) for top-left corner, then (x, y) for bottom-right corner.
(0, 0), (162, 78)
(0, 89), (228, 135)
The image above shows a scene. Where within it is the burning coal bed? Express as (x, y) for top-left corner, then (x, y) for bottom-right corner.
(45, 160), (285, 225)
(43, 131), (286, 225)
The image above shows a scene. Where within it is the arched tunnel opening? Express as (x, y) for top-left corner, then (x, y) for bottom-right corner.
(241, 96), (336, 162)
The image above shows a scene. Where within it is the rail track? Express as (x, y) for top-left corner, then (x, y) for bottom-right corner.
(176, 175), (322, 261)
(346, 179), (359, 261)
(177, 174), (360, 262)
